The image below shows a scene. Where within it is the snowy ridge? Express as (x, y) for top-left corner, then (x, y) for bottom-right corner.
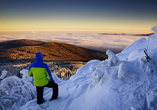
(0, 25), (157, 110)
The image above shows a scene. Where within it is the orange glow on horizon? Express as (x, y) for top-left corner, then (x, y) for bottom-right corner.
(0, 18), (155, 34)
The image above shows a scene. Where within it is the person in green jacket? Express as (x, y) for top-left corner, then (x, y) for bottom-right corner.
(28, 52), (58, 104)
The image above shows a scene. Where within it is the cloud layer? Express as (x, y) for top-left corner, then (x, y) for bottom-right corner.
(0, 32), (148, 52)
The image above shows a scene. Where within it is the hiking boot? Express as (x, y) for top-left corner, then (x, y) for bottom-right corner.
(37, 98), (46, 105)
(37, 101), (44, 105)
(49, 97), (57, 101)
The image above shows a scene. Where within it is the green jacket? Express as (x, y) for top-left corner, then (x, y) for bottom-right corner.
(28, 52), (53, 87)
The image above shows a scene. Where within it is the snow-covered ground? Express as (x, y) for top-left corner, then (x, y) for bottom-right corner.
(0, 25), (157, 110)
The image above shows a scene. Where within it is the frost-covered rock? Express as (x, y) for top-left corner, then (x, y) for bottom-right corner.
(94, 49), (119, 84)
(0, 70), (7, 79)
(106, 49), (119, 66)
(20, 69), (33, 83)
(118, 62), (128, 79)
(0, 76), (23, 93)
(0, 72), (36, 109)
(97, 49), (119, 68)
(140, 54), (157, 73)
(151, 25), (157, 33)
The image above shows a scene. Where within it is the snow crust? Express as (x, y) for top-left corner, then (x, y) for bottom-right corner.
(1, 26), (157, 110)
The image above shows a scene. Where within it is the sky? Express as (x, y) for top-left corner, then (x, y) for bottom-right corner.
(0, 0), (157, 33)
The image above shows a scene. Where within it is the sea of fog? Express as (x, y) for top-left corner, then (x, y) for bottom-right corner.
(0, 31), (148, 52)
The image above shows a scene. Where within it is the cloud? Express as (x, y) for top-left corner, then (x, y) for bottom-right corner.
(0, 32), (148, 52)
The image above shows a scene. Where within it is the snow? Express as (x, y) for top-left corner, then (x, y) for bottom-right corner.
(0, 70), (7, 79)
(118, 62), (128, 79)
(151, 25), (157, 33)
(0, 75), (36, 109)
(106, 49), (119, 66)
(1, 26), (157, 110)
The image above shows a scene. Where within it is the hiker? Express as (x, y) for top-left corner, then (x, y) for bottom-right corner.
(28, 52), (58, 104)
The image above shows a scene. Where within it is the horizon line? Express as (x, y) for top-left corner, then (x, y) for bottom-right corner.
(0, 30), (154, 34)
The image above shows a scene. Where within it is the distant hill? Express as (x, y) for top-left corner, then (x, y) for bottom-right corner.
(0, 39), (107, 63)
